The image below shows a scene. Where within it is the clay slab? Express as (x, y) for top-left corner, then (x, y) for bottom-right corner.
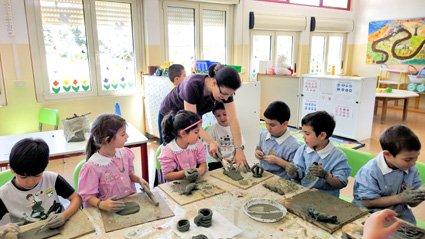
(209, 168), (274, 189)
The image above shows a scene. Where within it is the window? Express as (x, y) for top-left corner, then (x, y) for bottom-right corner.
(26, 0), (143, 101)
(0, 53), (6, 106)
(163, 1), (233, 71)
(257, 0), (350, 10)
(250, 31), (298, 79)
(309, 33), (345, 75)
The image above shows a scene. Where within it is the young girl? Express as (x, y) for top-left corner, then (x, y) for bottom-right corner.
(78, 114), (149, 212)
(159, 110), (207, 182)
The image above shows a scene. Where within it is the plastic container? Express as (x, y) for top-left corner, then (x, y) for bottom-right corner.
(224, 64), (242, 73)
(195, 60), (218, 73)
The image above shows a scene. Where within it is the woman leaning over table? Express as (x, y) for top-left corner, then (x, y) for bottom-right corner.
(158, 63), (248, 168)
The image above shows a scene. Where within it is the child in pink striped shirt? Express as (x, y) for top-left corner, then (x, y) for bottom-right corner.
(159, 110), (207, 182)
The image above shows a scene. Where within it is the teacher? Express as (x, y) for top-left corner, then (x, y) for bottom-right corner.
(158, 63), (248, 168)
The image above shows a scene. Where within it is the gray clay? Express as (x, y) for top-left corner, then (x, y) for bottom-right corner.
(192, 234), (208, 239)
(116, 202), (140, 216)
(185, 168), (199, 182)
(263, 184), (285, 195)
(194, 208), (213, 228)
(395, 223), (424, 239)
(180, 182), (198, 195)
(18, 226), (61, 239)
(177, 219), (190, 232)
(307, 207), (339, 224)
(251, 163), (264, 178)
(223, 167), (243, 181)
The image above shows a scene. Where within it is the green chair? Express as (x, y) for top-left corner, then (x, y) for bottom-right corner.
(416, 161), (425, 229)
(39, 108), (59, 131)
(0, 170), (14, 187)
(73, 160), (86, 191)
(337, 146), (375, 177)
(154, 145), (164, 186)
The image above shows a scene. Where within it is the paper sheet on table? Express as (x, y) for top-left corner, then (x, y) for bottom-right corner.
(173, 211), (242, 239)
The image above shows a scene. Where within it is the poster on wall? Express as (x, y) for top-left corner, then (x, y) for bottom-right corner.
(366, 17), (425, 65)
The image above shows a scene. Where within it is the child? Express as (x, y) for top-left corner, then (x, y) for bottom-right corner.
(168, 64), (186, 86)
(286, 111), (351, 197)
(159, 110), (207, 181)
(78, 114), (149, 212)
(255, 101), (300, 179)
(206, 102), (243, 171)
(0, 138), (81, 230)
(353, 125), (425, 225)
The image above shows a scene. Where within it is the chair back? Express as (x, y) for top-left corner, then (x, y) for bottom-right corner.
(0, 170), (14, 187)
(73, 160), (86, 191)
(39, 108), (59, 131)
(416, 161), (425, 183)
(338, 146), (375, 177)
(154, 145), (163, 170)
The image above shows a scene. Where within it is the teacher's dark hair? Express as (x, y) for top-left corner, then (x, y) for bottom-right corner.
(208, 63), (241, 90)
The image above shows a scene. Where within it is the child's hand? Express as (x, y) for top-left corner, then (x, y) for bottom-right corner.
(262, 155), (278, 164)
(255, 149), (264, 160)
(138, 178), (149, 189)
(208, 141), (220, 157)
(399, 188), (425, 204)
(46, 213), (66, 229)
(363, 209), (401, 239)
(184, 168), (199, 182)
(99, 197), (126, 212)
(308, 163), (328, 178)
(0, 223), (20, 237)
(285, 163), (298, 179)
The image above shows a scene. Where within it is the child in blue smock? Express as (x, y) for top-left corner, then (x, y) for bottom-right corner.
(353, 125), (425, 225)
(255, 101), (300, 179)
(286, 111), (351, 197)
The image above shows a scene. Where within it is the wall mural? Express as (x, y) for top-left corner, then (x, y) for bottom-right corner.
(366, 17), (425, 65)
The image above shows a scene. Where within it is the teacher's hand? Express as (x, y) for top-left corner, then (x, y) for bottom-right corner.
(234, 150), (249, 172)
(208, 141), (220, 157)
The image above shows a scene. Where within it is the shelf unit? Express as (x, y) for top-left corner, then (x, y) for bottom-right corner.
(377, 68), (408, 89)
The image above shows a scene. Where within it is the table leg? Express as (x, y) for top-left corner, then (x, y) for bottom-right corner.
(381, 99), (388, 122)
(140, 143), (149, 183)
(403, 98), (408, 121)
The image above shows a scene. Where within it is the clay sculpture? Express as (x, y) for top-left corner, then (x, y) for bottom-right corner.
(263, 184), (285, 195)
(180, 182), (198, 195)
(192, 234), (208, 239)
(185, 168), (199, 183)
(177, 219), (190, 232)
(116, 202), (140, 216)
(251, 163), (264, 178)
(194, 208), (213, 228)
(307, 207), (339, 224)
(223, 165), (243, 181)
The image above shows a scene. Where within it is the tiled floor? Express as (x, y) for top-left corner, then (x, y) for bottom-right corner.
(48, 105), (425, 223)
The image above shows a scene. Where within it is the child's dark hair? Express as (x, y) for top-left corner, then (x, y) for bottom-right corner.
(380, 124), (421, 156)
(212, 102), (225, 114)
(301, 111), (335, 139)
(161, 110), (201, 145)
(86, 113), (126, 160)
(264, 101), (290, 124)
(208, 63), (241, 90)
(168, 64), (185, 83)
(9, 138), (49, 176)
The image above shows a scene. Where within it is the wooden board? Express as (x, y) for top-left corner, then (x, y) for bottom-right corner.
(341, 223), (364, 239)
(100, 191), (174, 232)
(209, 168), (274, 189)
(283, 189), (368, 234)
(6, 209), (94, 239)
(158, 179), (225, 206)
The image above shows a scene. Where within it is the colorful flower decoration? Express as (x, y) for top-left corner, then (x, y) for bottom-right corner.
(52, 80), (61, 94)
(103, 78), (110, 90)
(82, 79), (90, 91)
(72, 79), (80, 92)
(63, 79), (71, 92)
(112, 79), (118, 90)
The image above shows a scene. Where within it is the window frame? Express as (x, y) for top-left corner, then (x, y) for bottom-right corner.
(0, 52), (6, 106)
(256, 0), (351, 11)
(25, 0), (144, 102)
(309, 32), (346, 75)
(250, 30), (299, 76)
(161, 0), (233, 64)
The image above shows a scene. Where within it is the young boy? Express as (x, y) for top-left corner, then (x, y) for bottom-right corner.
(168, 64), (186, 86)
(255, 101), (300, 179)
(0, 138), (81, 230)
(353, 125), (425, 225)
(286, 111), (351, 197)
(206, 102), (242, 171)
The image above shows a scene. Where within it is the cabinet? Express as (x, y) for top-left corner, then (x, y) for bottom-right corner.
(300, 75), (377, 141)
(257, 74), (301, 127)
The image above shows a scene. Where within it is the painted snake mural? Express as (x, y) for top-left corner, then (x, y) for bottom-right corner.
(371, 27), (425, 64)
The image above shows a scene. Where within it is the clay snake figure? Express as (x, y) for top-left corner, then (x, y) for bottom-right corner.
(307, 207), (339, 224)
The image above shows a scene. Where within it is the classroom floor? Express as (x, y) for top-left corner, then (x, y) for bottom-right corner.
(47, 104), (425, 223)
